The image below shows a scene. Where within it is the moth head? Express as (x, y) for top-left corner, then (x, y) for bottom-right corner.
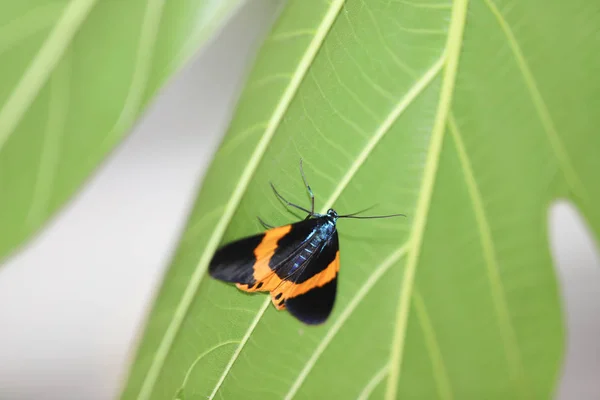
(326, 208), (338, 221)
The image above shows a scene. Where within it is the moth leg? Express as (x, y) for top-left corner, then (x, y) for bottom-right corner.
(257, 216), (274, 229)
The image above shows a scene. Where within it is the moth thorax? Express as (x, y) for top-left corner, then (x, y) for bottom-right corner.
(317, 221), (336, 240)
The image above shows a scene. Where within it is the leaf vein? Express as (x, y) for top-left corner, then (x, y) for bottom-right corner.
(209, 43), (443, 400)
(26, 50), (71, 228)
(0, 3), (64, 56)
(332, 25), (397, 102)
(356, 0), (417, 78)
(102, 0), (165, 146)
(177, 340), (241, 397)
(324, 53), (445, 211)
(309, 72), (370, 139)
(148, 1), (348, 397)
(299, 96), (356, 163)
(0, 0), (98, 154)
(384, 0), (469, 397)
(448, 115), (528, 397)
(482, 0), (588, 202)
(357, 364), (390, 400)
(322, 45), (381, 121)
(284, 244), (409, 399)
(208, 301), (270, 399)
(413, 289), (453, 400)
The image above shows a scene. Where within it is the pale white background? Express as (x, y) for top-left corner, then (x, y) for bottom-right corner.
(0, 2), (598, 399)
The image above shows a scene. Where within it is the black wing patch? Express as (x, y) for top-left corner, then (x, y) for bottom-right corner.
(284, 230), (339, 324)
(286, 277), (338, 325)
(208, 232), (264, 285)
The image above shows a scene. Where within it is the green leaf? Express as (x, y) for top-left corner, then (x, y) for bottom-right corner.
(121, 0), (600, 399)
(0, 0), (245, 261)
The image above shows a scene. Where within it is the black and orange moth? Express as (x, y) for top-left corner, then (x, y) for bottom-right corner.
(209, 160), (404, 325)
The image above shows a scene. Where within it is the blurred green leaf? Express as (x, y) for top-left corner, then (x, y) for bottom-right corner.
(122, 0), (600, 399)
(0, 0), (245, 261)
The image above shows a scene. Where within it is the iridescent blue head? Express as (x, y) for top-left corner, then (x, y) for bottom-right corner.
(326, 208), (338, 223)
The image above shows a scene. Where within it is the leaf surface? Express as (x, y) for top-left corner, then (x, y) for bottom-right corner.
(122, 0), (600, 399)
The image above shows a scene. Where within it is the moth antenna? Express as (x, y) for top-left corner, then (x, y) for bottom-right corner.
(338, 213), (406, 220)
(339, 204), (379, 217)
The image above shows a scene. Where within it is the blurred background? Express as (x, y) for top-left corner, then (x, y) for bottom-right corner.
(0, 1), (598, 399)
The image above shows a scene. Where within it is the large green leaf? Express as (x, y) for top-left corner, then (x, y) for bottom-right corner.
(122, 0), (600, 398)
(0, 0), (245, 261)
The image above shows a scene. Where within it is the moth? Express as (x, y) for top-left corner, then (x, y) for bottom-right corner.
(209, 160), (404, 324)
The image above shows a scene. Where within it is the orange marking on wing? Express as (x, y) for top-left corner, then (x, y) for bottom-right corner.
(270, 250), (340, 302)
(288, 250), (339, 298)
(236, 283), (255, 293)
(272, 295), (286, 310)
(236, 225), (291, 295)
(236, 227), (339, 312)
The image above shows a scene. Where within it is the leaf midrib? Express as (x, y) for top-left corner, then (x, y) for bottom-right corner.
(136, 1), (347, 398)
(211, 53), (445, 399)
(384, 0), (470, 398)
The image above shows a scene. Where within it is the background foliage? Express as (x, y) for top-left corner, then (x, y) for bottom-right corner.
(121, 0), (599, 399)
(0, 0), (244, 260)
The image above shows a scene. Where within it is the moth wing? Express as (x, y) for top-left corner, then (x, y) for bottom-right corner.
(208, 219), (320, 290)
(278, 230), (340, 325)
(208, 231), (266, 285)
